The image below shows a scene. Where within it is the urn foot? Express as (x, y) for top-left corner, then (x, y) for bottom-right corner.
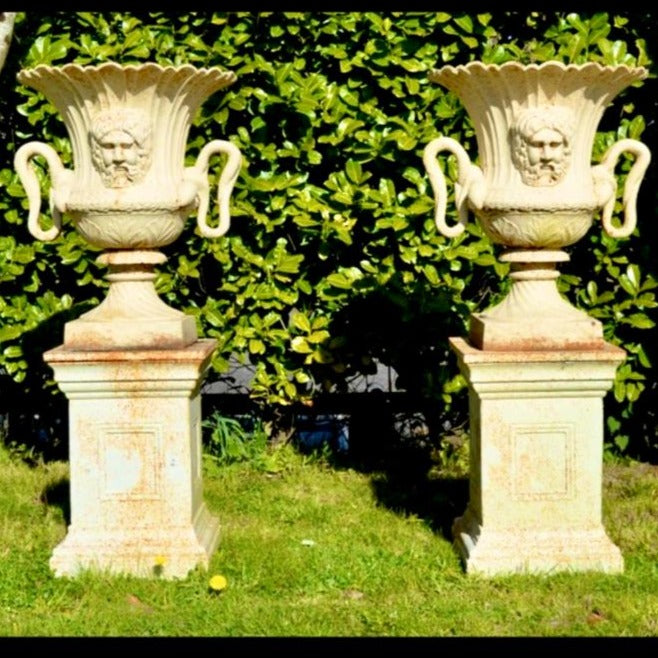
(64, 250), (198, 350)
(469, 250), (605, 351)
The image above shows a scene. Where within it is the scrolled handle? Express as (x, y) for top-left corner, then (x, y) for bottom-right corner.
(14, 141), (72, 242)
(184, 139), (243, 239)
(422, 136), (485, 238)
(594, 138), (651, 239)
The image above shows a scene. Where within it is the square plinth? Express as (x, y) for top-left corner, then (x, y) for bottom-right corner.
(449, 337), (626, 576)
(44, 339), (220, 579)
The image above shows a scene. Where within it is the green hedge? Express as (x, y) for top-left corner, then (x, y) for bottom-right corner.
(0, 11), (657, 461)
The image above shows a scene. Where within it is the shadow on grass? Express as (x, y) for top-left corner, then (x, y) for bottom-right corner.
(292, 390), (471, 542)
(325, 444), (469, 542)
(41, 477), (71, 526)
(369, 472), (469, 540)
(201, 389), (473, 544)
(291, 402), (470, 543)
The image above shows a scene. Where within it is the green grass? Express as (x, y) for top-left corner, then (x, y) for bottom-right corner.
(0, 441), (656, 637)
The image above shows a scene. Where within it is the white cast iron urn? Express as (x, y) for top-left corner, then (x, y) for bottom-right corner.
(15, 62), (243, 349)
(423, 61), (651, 350)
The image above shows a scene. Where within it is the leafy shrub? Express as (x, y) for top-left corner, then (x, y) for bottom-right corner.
(0, 11), (656, 462)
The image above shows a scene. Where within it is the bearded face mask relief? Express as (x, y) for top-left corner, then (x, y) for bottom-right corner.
(90, 109), (152, 188)
(511, 106), (574, 187)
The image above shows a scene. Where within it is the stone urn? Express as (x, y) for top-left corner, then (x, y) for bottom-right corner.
(14, 62), (242, 349)
(13, 62), (243, 578)
(423, 61), (651, 350)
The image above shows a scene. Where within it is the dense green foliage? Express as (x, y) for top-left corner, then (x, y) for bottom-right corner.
(0, 12), (657, 461)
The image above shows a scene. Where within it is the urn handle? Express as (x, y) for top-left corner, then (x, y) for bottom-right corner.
(422, 136), (485, 238)
(185, 139), (243, 239)
(593, 138), (651, 239)
(14, 141), (73, 241)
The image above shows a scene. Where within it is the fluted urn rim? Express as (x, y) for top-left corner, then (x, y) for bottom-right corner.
(429, 59), (647, 82)
(17, 61), (236, 85)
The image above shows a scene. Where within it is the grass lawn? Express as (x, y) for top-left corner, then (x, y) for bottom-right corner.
(0, 439), (656, 637)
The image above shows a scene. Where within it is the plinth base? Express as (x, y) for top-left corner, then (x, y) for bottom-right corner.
(50, 503), (220, 579)
(453, 508), (623, 576)
(44, 339), (219, 580)
(449, 336), (625, 576)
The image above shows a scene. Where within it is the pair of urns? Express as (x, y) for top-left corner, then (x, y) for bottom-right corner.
(12, 59), (651, 353)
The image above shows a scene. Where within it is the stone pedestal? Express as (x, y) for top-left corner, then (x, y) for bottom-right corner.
(44, 339), (219, 579)
(450, 337), (625, 575)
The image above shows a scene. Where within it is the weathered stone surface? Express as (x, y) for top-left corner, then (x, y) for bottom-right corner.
(450, 337), (625, 575)
(45, 340), (219, 579)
